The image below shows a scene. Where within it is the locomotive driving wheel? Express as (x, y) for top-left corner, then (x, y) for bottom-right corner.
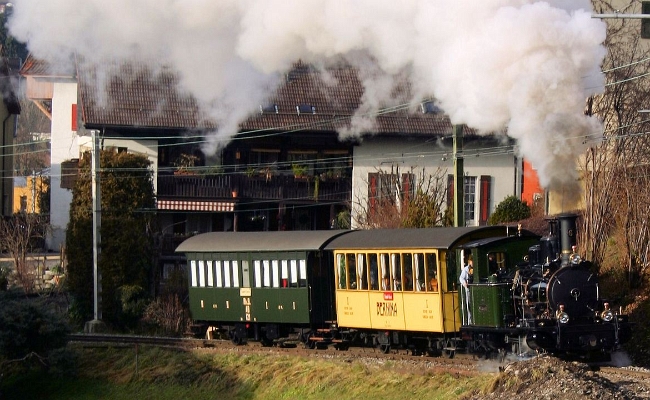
(379, 344), (391, 354)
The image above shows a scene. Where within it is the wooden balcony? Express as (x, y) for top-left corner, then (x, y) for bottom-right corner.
(157, 173), (351, 203)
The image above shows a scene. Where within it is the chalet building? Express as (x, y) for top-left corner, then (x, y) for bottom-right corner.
(20, 56), (537, 262)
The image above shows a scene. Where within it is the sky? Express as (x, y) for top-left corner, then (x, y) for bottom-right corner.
(7, 0), (608, 196)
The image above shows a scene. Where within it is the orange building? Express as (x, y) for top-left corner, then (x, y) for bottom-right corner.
(13, 175), (48, 214)
(521, 159), (544, 207)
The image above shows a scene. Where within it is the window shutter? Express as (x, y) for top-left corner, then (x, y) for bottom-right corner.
(447, 174), (454, 208)
(71, 104), (78, 131)
(401, 173), (413, 201)
(368, 173), (378, 216)
(479, 175), (491, 226)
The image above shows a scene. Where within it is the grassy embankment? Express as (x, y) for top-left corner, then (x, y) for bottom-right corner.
(1, 344), (494, 400)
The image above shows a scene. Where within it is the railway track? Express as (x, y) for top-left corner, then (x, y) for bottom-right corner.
(68, 333), (650, 380)
(66, 333), (503, 375)
(68, 333), (204, 348)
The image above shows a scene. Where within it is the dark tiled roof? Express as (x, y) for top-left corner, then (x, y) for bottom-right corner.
(79, 63), (208, 129)
(241, 65), (455, 136)
(77, 60), (459, 136)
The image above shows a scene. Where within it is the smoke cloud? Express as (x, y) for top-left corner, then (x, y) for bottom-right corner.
(8, 0), (606, 193)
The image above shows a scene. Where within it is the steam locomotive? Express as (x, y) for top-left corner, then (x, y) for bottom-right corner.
(177, 213), (630, 359)
(460, 213), (631, 358)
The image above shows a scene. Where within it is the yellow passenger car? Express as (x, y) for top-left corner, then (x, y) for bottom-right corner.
(324, 226), (520, 355)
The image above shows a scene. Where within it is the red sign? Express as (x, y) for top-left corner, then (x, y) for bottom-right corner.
(383, 292), (393, 301)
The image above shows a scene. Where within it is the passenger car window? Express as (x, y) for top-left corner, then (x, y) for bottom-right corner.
(337, 254), (346, 289)
(347, 253), (357, 289)
(198, 260), (206, 287)
(281, 260), (289, 287)
(272, 260), (279, 288)
(380, 253), (390, 290)
(216, 260), (223, 287)
(414, 253), (425, 291)
(403, 253), (413, 291)
(231, 260), (240, 288)
(224, 260), (232, 288)
(427, 253), (438, 292)
(391, 253), (402, 291)
(291, 259), (299, 287)
(369, 254), (379, 290)
(207, 260), (214, 287)
(357, 253), (367, 289)
(299, 259), (307, 287)
(190, 260), (197, 287)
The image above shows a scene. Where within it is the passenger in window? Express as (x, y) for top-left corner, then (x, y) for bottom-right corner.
(382, 275), (390, 291)
(429, 276), (439, 292)
(488, 254), (498, 275)
(459, 256), (473, 324)
(348, 255), (357, 290)
(404, 270), (413, 291)
(394, 277), (402, 291)
(426, 254), (437, 292)
(496, 263), (508, 280)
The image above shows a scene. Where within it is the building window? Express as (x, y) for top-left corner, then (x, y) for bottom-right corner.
(368, 172), (415, 216)
(464, 176), (476, 223)
(20, 195), (27, 212)
(447, 175), (491, 226)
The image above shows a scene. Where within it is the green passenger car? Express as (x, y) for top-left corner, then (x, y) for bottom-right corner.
(177, 230), (348, 344)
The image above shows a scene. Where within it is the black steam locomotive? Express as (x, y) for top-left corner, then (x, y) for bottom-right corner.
(460, 213), (631, 358)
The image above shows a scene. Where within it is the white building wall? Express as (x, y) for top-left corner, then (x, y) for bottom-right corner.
(48, 80), (79, 251)
(351, 136), (518, 228)
(48, 80), (159, 251)
(78, 138), (159, 193)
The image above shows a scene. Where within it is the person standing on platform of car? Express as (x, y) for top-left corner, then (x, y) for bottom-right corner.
(459, 256), (473, 324)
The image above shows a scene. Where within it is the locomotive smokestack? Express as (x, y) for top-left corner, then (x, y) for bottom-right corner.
(558, 213), (578, 266)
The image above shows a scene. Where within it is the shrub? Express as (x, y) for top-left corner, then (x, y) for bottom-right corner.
(489, 196), (531, 225)
(0, 266), (8, 291)
(0, 292), (70, 360)
(142, 294), (190, 337)
(117, 284), (149, 330)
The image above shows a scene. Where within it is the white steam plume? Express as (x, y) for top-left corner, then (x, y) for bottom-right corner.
(8, 0), (606, 194)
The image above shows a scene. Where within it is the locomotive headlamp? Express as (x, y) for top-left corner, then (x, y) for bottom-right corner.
(557, 312), (570, 324)
(601, 310), (614, 322)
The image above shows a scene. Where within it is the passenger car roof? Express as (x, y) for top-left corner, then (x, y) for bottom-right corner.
(324, 226), (532, 250)
(176, 230), (350, 253)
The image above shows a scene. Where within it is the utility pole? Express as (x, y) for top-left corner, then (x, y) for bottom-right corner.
(84, 128), (104, 333)
(453, 124), (465, 227)
(592, 7), (650, 39)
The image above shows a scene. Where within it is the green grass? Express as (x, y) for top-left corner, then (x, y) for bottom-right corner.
(1, 344), (494, 400)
